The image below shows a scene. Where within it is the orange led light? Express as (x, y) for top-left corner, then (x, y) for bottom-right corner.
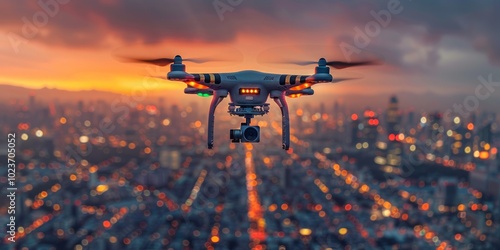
(186, 81), (209, 89)
(239, 88), (260, 95)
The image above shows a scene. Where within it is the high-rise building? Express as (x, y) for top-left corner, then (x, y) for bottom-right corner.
(386, 96), (401, 136)
(158, 97), (165, 115)
(350, 113), (360, 146)
(362, 109), (379, 149)
(473, 123), (493, 161)
(452, 125), (467, 156)
(479, 123), (493, 145)
(429, 112), (443, 140)
(407, 109), (415, 129)
(435, 178), (458, 210)
(333, 101), (339, 123)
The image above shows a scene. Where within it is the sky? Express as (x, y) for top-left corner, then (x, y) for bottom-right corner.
(1, 0), (499, 100)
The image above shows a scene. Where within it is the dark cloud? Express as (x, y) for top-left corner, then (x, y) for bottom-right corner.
(1, 0), (500, 64)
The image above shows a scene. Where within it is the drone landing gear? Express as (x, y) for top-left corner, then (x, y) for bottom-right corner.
(272, 92), (290, 150)
(207, 90), (227, 149)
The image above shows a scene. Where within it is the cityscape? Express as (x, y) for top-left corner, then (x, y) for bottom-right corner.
(0, 93), (498, 249)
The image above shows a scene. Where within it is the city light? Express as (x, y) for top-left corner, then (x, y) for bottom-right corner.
(467, 123), (474, 130)
(299, 228), (312, 236)
(4, 92), (499, 249)
(35, 129), (44, 137)
(162, 119), (171, 126)
(79, 136), (89, 143)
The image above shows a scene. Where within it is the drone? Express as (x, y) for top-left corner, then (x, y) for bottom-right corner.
(124, 55), (376, 150)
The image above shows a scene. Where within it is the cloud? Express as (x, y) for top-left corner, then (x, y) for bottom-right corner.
(1, 0), (500, 65)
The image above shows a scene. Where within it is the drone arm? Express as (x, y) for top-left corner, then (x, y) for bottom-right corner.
(207, 90), (227, 149)
(271, 91), (290, 150)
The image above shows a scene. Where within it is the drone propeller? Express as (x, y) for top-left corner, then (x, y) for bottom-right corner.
(119, 56), (211, 66)
(146, 75), (209, 89)
(330, 77), (361, 83)
(282, 59), (379, 69)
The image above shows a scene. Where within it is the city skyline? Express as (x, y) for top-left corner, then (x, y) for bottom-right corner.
(1, 94), (498, 249)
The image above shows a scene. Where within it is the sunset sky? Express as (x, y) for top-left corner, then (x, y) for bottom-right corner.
(1, 1), (499, 99)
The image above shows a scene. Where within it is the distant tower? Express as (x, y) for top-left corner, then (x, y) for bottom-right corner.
(429, 112), (443, 140)
(170, 104), (181, 132)
(78, 100), (84, 111)
(333, 101), (340, 124)
(435, 178), (458, 210)
(29, 94), (36, 111)
(479, 123), (493, 146)
(386, 96), (401, 136)
(363, 109), (379, 149)
(470, 112), (477, 125)
(350, 113), (360, 146)
(320, 102), (326, 115)
(41, 138), (55, 162)
(407, 109), (415, 129)
(473, 123), (493, 161)
(89, 170), (98, 189)
(158, 97), (165, 115)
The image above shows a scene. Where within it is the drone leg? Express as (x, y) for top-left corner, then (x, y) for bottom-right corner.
(208, 94), (225, 149)
(273, 94), (290, 150)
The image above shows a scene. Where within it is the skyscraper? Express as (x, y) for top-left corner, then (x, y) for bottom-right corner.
(386, 96), (401, 136)
(350, 113), (360, 146)
(429, 112), (443, 140)
(435, 178), (458, 210)
(362, 109), (379, 149)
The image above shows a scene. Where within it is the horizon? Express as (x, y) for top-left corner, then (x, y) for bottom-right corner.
(1, 83), (500, 116)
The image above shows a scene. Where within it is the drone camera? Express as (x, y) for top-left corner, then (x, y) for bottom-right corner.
(229, 129), (242, 142)
(230, 124), (260, 143)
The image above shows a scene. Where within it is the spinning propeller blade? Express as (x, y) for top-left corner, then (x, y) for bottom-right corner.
(119, 56), (211, 66)
(281, 59), (379, 69)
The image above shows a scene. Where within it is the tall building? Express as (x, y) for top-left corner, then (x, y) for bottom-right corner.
(29, 94), (36, 111)
(350, 113), (360, 146)
(452, 125), (468, 156)
(435, 178), (458, 210)
(386, 96), (401, 136)
(407, 109), (415, 129)
(333, 101), (339, 123)
(479, 123), (493, 145)
(473, 123), (493, 161)
(362, 109), (379, 149)
(428, 112), (443, 140)
(158, 97), (165, 115)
